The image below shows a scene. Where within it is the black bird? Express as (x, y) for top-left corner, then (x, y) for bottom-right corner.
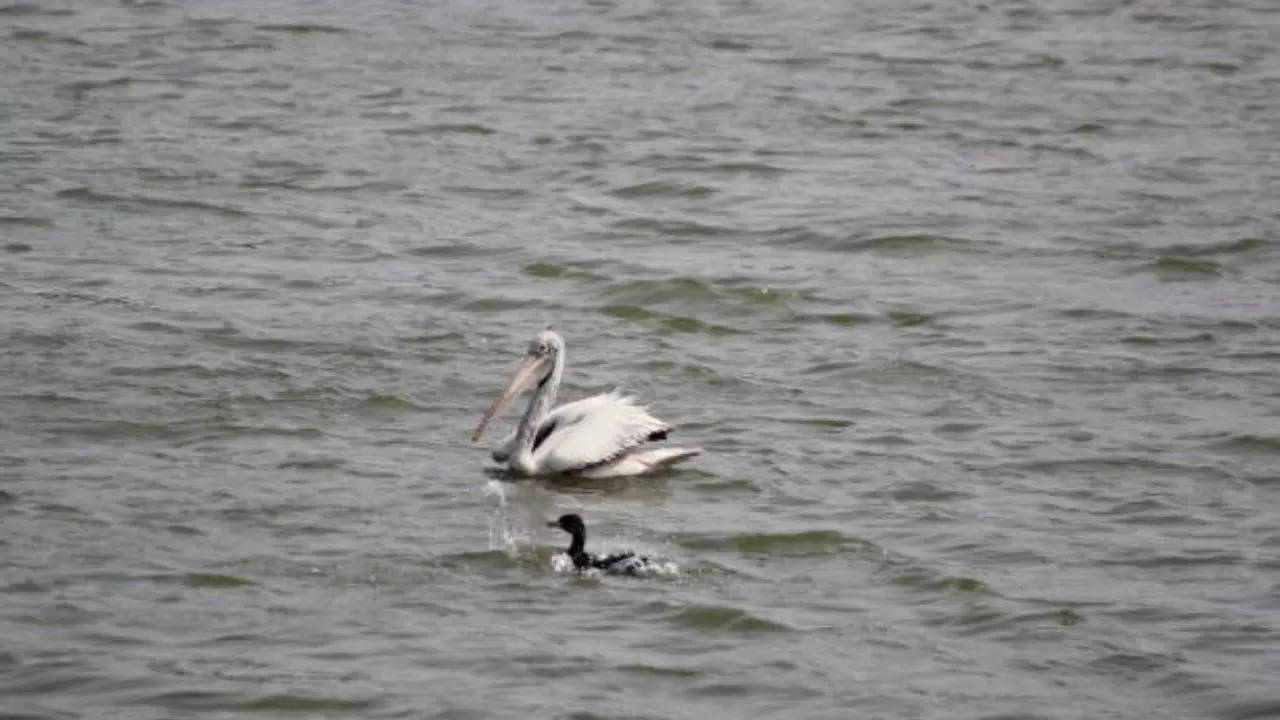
(547, 513), (652, 576)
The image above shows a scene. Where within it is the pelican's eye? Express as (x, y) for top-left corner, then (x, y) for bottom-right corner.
(537, 343), (548, 355)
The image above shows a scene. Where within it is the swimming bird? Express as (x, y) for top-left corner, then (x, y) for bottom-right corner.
(547, 513), (651, 576)
(471, 329), (701, 478)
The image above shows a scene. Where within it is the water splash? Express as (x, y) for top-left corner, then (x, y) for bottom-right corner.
(549, 553), (577, 574)
(548, 554), (681, 578)
(483, 480), (516, 555)
(546, 535), (682, 577)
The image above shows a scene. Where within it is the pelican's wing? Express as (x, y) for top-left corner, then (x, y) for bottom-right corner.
(489, 394), (622, 462)
(532, 390), (669, 473)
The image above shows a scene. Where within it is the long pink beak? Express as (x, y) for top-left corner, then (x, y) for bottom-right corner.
(471, 354), (549, 442)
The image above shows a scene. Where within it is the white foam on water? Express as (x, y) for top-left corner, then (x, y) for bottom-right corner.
(484, 479), (517, 554)
(549, 553), (578, 574)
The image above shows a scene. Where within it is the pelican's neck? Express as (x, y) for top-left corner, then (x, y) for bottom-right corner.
(511, 349), (563, 472)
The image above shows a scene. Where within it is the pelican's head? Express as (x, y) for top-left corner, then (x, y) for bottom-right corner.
(471, 329), (564, 442)
(547, 513), (585, 536)
(525, 328), (564, 362)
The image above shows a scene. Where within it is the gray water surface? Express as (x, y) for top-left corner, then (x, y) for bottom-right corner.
(2, 0), (1279, 718)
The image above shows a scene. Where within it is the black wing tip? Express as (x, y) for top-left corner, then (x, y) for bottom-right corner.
(647, 429), (669, 442)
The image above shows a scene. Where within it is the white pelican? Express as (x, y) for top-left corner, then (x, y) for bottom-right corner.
(471, 329), (701, 478)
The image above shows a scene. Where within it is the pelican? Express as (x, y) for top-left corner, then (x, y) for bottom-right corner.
(471, 329), (701, 478)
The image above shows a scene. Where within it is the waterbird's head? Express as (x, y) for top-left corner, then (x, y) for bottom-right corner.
(471, 329), (564, 442)
(547, 513), (586, 536)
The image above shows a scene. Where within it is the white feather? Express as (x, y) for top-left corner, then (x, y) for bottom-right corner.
(575, 446), (703, 479)
(490, 394), (621, 463)
(532, 390), (668, 474)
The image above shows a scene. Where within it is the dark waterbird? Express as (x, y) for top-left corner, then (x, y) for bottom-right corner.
(548, 513), (653, 576)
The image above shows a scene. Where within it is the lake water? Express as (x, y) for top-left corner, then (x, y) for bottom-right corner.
(2, 0), (1278, 717)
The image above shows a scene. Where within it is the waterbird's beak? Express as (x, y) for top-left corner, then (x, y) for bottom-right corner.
(471, 353), (551, 442)
(546, 520), (558, 528)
